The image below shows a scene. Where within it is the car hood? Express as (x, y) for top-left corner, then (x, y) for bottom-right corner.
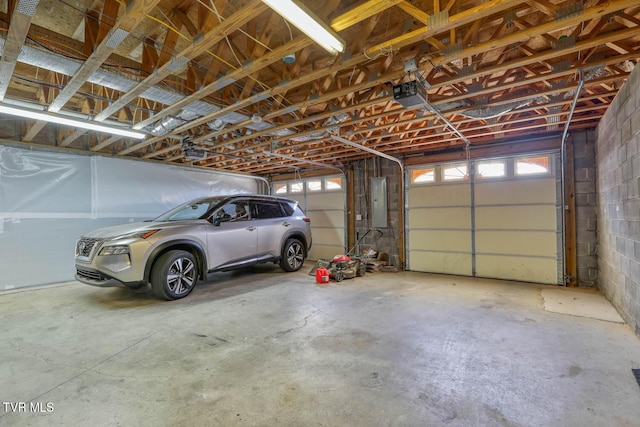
(82, 220), (206, 239)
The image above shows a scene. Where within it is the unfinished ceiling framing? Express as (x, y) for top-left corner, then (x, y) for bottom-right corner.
(0, 0), (638, 175)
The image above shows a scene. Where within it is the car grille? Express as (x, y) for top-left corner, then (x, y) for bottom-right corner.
(76, 267), (107, 282)
(76, 237), (102, 257)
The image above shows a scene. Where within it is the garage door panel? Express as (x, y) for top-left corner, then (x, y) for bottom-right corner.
(408, 184), (470, 208)
(306, 210), (343, 228)
(280, 183), (345, 262)
(476, 205), (556, 230)
(310, 244), (344, 261)
(304, 193), (344, 210)
(475, 254), (557, 284)
(410, 230), (471, 252)
(408, 153), (560, 284)
(475, 179), (557, 205)
(476, 230), (557, 257)
(409, 251), (472, 275)
(409, 208), (471, 229)
(312, 228), (344, 246)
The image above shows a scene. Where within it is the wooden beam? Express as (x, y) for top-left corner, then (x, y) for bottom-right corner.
(0, 0), (40, 101)
(331, 0), (405, 31)
(94, 0), (268, 122)
(366, 0), (524, 57)
(46, 0), (162, 113)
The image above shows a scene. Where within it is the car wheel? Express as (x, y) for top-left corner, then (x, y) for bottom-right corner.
(280, 238), (305, 272)
(151, 250), (198, 300)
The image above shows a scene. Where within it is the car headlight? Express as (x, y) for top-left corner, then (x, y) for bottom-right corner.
(99, 245), (130, 256)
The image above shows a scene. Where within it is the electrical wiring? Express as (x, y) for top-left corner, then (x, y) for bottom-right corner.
(196, 0), (273, 53)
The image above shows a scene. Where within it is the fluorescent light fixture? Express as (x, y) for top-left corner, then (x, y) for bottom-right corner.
(262, 0), (345, 55)
(0, 105), (146, 139)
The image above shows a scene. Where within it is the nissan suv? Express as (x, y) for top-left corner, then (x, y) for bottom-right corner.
(75, 194), (312, 300)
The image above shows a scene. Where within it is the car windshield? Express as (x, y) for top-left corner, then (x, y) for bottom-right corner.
(153, 197), (226, 221)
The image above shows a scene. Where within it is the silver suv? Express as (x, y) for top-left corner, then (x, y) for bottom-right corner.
(75, 194), (312, 300)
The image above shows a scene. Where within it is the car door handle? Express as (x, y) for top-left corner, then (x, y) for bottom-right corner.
(246, 226), (256, 231)
(282, 222), (291, 227)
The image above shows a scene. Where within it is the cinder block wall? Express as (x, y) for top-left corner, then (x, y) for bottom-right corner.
(596, 64), (640, 333)
(352, 157), (402, 267)
(573, 131), (598, 286)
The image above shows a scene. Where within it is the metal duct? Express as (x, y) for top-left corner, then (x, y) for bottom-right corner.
(0, 36), (292, 138)
(147, 116), (185, 136)
(459, 98), (544, 119)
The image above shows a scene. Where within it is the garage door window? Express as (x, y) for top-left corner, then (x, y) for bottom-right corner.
(477, 160), (506, 179)
(307, 179), (322, 192)
(516, 155), (550, 176)
(290, 181), (304, 193)
(411, 168), (435, 184)
(274, 183), (288, 194)
(442, 163), (468, 181)
(325, 177), (343, 191)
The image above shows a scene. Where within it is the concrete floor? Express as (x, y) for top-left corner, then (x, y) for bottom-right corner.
(2, 265), (640, 427)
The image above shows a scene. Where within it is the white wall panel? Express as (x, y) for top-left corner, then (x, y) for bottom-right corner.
(0, 145), (260, 290)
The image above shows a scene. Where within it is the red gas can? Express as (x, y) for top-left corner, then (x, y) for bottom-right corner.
(315, 267), (330, 284)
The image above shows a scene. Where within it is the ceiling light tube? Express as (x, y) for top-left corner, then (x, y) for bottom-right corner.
(0, 105), (146, 139)
(261, 0), (345, 55)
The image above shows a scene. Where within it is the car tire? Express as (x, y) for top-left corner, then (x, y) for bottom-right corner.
(151, 250), (198, 300)
(280, 238), (305, 272)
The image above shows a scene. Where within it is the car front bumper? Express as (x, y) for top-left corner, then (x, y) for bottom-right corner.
(75, 265), (147, 289)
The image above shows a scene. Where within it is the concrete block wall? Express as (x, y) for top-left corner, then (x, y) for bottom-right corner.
(595, 63), (640, 333)
(573, 131), (598, 286)
(352, 158), (402, 267)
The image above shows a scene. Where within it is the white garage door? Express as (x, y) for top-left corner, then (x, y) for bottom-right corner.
(274, 175), (346, 261)
(407, 153), (561, 284)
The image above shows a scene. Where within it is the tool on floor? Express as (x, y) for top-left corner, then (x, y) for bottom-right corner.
(315, 264), (330, 285)
(308, 229), (383, 282)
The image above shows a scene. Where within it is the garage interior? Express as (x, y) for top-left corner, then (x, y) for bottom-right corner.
(1, 0), (640, 425)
